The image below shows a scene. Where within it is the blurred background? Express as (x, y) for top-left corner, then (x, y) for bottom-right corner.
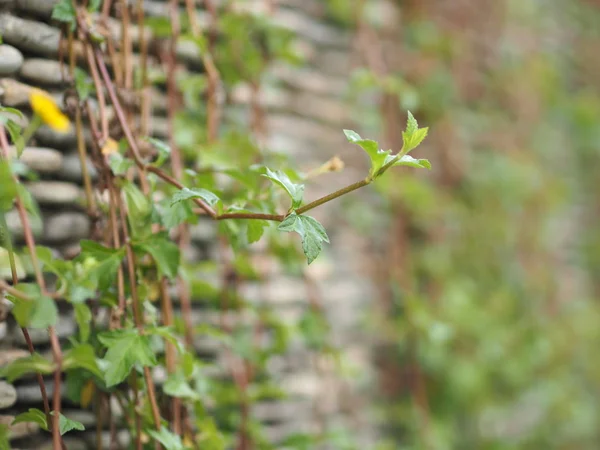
(340, 1), (600, 449)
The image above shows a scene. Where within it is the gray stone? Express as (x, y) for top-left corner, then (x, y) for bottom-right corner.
(39, 437), (88, 450)
(34, 124), (77, 148)
(272, 8), (350, 48)
(268, 63), (346, 97)
(59, 152), (98, 183)
(25, 181), (84, 206)
(0, 247), (26, 280)
(0, 78), (32, 106)
(4, 208), (44, 242)
(20, 58), (66, 86)
(43, 212), (90, 243)
(0, 14), (60, 56)
(189, 220), (215, 242)
(0, 414), (39, 439)
(0, 44), (23, 75)
(0, 349), (29, 367)
(6, 146), (64, 174)
(0, 381), (17, 409)
(16, 0), (60, 18)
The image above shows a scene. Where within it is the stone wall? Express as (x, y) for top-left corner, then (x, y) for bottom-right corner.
(0, 0), (377, 448)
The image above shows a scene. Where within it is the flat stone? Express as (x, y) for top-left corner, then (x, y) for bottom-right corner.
(4, 208), (44, 242)
(25, 181), (84, 206)
(0, 349), (29, 367)
(0, 414), (39, 439)
(58, 153), (98, 183)
(0, 381), (17, 409)
(43, 212), (90, 243)
(0, 247), (26, 280)
(0, 44), (23, 75)
(271, 8), (350, 48)
(20, 58), (66, 86)
(0, 14), (60, 56)
(16, 0), (59, 18)
(34, 124), (77, 148)
(6, 146), (63, 174)
(268, 63), (346, 97)
(189, 220), (215, 242)
(0, 78), (33, 106)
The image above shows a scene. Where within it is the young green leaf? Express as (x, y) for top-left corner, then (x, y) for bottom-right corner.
(171, 187), (220, 207)
(402, 111), (429, 152)
(0, 353), (55, 382)
(73, 68), (94, 101)
(343, 129), (390, 177)
(147, 427), (187, 450)
(62, 344), (102, 378)
(78, 240), (125, 293)
(134, 232), (181, 279)
(164, 373), (200, 400)
(74, 303), (92, 342)
(108, 152), (135, 176)
(9, 284), (58, 329)
(277, 213), (329, 264)
(262, 168), (304, 209)
(98, 329), (157, 386)
(0, 160), (17, 212)
(51, 0), (77, 31)
(49, 412), (86, 435)
(145, 137), (171, 167)
(12, 408), (49, 431)
(391, 154), (432, 170)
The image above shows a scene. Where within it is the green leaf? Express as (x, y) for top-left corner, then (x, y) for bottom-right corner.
(12, 408), (48, 431)
(10, 284), (58, 329)
(0, 160), (17, 212)
(78, 240), (124, 293)
(389, 154), (432, 170)
(262, 168), (304, 209)
(170, 187), (220, 207)
(159, 199), (197, 229)
(0, 106), (25, 120)
(98, 329), (157, 386)
(74, 68), (94, 101)
(50, 411), (85, 435)
(74, 303), (92, 342)
(247, 219), (268, 244)
(51, 0), (76, 31)
(134, 232), (180, 279)
(164, 373), (200, 400)
(5, 119), (24, 157)
(343, 129), (390, 177)
(277, 214), (329, 264)
(0, 353), (55, 382)
(147, 427), (186, 450)
(62, 344), (102, 378)
(402, 111), (429, 152)
(108, 152), (134, 176)
(145, 137), (171, 167)
(88, 0), (102, 13)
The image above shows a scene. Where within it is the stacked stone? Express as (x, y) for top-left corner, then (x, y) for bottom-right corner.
(0, 0), (376, 448)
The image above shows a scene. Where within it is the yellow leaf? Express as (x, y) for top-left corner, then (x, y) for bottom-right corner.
(80, 379), (95, 408)
(102, 138), (119, 155)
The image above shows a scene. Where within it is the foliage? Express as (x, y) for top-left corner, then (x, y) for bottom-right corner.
(0, 0), (431, 448)
(347, 1), (600, 449)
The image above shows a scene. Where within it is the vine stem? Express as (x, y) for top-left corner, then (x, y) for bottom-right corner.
(295, 178), (370, 215)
